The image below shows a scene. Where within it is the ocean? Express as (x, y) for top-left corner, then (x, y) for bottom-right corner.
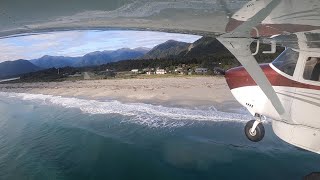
(0, 92), (319, 180)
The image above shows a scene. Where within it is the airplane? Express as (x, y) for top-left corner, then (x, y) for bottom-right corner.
(217, 0), (320, 154)
(0, 0), (320, 154)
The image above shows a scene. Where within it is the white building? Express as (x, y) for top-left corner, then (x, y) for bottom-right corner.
(131, 69), (139, 73)
(156, 69), (166, 75)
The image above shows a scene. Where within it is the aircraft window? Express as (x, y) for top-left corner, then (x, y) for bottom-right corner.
(272, 48), (299, 76)
(303, 57), (320, 82)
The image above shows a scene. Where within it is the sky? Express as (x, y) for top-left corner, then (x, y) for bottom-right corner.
(0, 30), (201, 62)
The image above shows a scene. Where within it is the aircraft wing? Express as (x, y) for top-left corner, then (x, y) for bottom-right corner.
(1, 0), (319, 39)
(0, 0), (249, 38)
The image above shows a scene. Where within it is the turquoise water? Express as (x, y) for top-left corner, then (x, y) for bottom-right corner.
(0, 92), (319, 180)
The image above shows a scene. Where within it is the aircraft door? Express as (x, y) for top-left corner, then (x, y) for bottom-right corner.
(291, 54), (320, 128)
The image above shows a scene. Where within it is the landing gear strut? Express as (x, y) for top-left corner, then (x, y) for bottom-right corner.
(244, 114), (265, 142)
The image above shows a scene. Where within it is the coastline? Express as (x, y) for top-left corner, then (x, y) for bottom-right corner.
(0, 76), (240, 111)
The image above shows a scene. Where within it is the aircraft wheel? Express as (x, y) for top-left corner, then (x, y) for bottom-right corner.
(244, 120), (265, 142)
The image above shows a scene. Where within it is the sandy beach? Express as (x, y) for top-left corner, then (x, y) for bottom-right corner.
(0, 76), (239, 109)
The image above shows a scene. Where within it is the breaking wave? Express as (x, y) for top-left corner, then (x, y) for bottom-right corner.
(0, 92), (254, 127)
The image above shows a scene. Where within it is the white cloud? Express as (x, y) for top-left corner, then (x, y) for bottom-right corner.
(0, 30), (201, 62)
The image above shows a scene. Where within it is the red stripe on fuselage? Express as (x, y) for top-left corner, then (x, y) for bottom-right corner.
(225, 64), (320, 91)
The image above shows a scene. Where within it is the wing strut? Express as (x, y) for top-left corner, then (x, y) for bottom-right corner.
(217, 37), (285, 116)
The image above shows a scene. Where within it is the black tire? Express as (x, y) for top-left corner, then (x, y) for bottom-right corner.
(244, 120), (265, 142)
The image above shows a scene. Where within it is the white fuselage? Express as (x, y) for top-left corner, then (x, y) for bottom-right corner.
(226, 49), (320, 154)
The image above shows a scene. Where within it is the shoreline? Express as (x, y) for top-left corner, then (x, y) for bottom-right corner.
(0, 76), (241, 111)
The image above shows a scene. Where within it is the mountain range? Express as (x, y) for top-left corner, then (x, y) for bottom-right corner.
(28, 37), (225, 71)
(0, 37), (283, 79)
(30, 47), (150, 69)
(0, 47), (150, 79)
(30, 56), (81, 69)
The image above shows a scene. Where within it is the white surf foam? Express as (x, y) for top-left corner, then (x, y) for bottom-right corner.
(0, 92), (254, 127)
